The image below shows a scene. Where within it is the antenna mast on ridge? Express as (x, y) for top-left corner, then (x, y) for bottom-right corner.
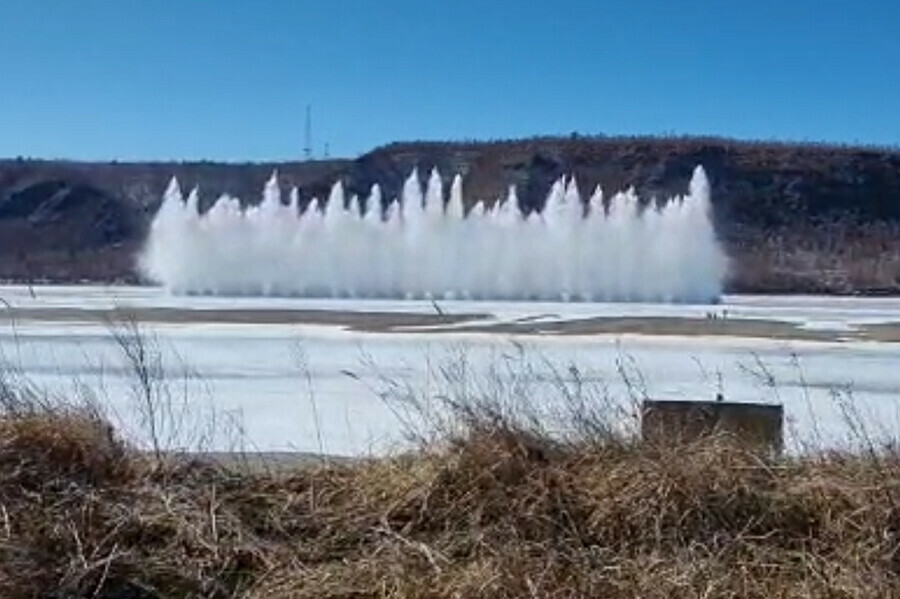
(303, 104), (313, 160)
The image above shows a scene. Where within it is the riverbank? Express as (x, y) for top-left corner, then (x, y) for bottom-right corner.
(2, 398), (899, 598)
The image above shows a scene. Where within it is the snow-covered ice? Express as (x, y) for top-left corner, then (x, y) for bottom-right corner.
(1, 286), (900, 455)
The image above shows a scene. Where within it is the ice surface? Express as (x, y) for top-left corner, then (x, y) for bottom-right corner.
(6, 285), (900, 329)
(2, 285), (900, 455)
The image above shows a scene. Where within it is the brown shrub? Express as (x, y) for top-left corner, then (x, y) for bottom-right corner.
(0, 410), (129, 489)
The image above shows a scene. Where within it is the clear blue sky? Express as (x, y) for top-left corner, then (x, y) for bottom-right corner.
(1, 0), (898, 161)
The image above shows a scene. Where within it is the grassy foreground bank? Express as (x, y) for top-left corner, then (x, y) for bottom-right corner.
(1, 396), (900, 598)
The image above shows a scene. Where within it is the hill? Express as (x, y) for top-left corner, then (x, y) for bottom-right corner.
(0, 158), (348, 282)
(2, 136), (900, 293)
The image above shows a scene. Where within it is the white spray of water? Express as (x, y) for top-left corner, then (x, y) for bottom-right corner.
(140, 166), (726, 302)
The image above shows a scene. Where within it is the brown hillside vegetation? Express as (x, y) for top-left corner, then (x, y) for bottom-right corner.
(2, 394), (900, 598)
(2, 135), (900, 293)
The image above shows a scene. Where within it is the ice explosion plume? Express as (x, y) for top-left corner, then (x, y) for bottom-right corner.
(140, 167), (726, 303)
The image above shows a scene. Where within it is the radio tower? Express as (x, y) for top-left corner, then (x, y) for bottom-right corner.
(303, 104), (313, 160)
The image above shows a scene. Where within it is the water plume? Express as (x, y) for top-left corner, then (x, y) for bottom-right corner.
(140, 167), (726, 302)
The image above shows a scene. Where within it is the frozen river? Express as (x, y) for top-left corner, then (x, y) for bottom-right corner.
(2, 285), (900, 455)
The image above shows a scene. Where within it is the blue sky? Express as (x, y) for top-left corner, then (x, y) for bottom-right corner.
(1, 0), (898, 161)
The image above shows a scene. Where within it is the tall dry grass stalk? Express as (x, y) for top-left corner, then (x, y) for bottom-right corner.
(106, 313), (249, 462)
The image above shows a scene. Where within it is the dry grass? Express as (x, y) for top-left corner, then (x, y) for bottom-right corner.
(0, 390), (899, 598)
